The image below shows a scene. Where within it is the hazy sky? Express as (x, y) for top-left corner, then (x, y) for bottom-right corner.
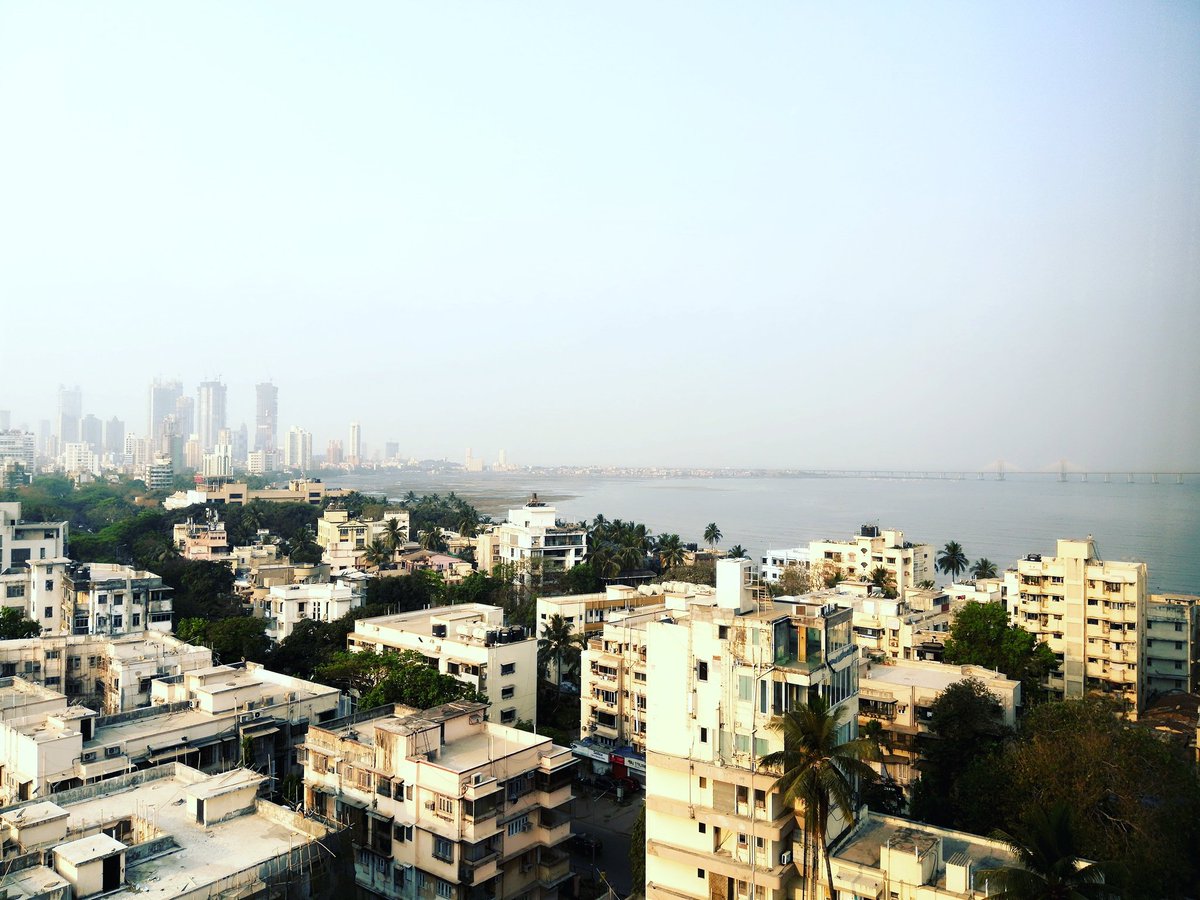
(1, 3), (1197, 470)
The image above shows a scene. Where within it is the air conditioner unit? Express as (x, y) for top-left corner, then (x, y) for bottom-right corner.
(780, 850), (793, 865)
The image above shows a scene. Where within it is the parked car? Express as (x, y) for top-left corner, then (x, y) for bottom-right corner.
(559, 681), (579, 694)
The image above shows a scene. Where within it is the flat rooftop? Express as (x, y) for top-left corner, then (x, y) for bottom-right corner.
(436, 725), (548, 773)
(0, 865), (70, 898)
(864, 662), (1013, 693)
(835, 815), (1015, 886)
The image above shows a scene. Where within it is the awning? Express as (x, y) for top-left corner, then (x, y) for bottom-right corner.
(242, 725), (280, 740)
(76, 756), (130, 778)
(833, 871), (882, 898)
(147, 745), (200, 764)
(189, 734), (232, 749)
(337, 795), (369, 810)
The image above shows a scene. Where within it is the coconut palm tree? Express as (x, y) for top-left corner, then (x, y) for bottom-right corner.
(362, 538), (391, 571)
(760, 696), (878, 900)
(657, 533), (685, 571)
(456, 515), (478, 539)
(936, 540), (969, 582)
(383, 517), (408, 552)
(703, 522), (722, 549)
(978, 803), (1111, 899)
(971, 558), (999, 580)
(419, 525), (447, 553)
(728, 544), (747, 559)
(402, 490), (418, 506)
(868, 566), (898, 599)
(537, 614), (586, 688)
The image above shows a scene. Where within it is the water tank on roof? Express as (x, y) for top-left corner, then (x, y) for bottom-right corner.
(486, 630), (498, 646)
(510, 626), (525, 641)
(431, 623), (447, 638)
(861, 524), (880, 538)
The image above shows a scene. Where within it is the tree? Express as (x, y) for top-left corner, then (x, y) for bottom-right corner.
(362, 538), (392, 570)
(629, 804), (646, 891)
(383, 517), (408, 551)
(979, 803), (1111, 900)
(656, 533), (685, 571)
(0, 607), (40, 639)
(703, 522), (722, 549)
(771, 563), (813, 597)
(181, 616), (271, 664)
(761, 697), (878, 900)
(316, 649), (485, 710)
(537, 614), (587, 687)
(943, 602), (1057, 701)
(286, 525), (322, 565)
(972, 558), (999, 580)
(936, 540), (969, 581)
(868, 565), (898, 599)
(727, 544), (747, 559)
(419, 525), (447, 552)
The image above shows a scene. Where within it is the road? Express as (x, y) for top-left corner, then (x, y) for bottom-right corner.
(567, 785), (644, 897)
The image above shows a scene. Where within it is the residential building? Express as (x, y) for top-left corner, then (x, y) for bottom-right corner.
(1008, 537), (1147, 715)
(349, 606), (537, 726)
(759, 546), (812, 584)
(0, 661), (340, 806)
(1, 557), (71, 634)
(55, 386), (81, 447)
(200, 443), (233, 479)
(1144, 593), (1200, 698)
(0, 503), (68, 572)
(538, 582), (710, 642)
(284, 426), (313, 471)
(822, 812), (1018, 900)
(246, 448), (277, 475)
(476, 495), (587, 586)
(60, 562), (173, 637)
(0, 763), (344, 899)
(196, 380), (227, 451)
(147, 378), (183, 444)
(316, 507), (410, 574)
(394, 550), (473, 583)
(840, 589), (955, 663)
(644, 559), (860, 900)
(809, 526), (934, 599)
(59, 443), (99, 477)
(144, 456), (173, 491)
(348, 421), (361, 466)
(0, 430), (37, 470)
(263, 581), (359, 644)
(856, 657), (1019, 785)
(172, 510), (231, 561)
(301, 700), (576, 900)
(326, 439), (343, 466)
(0, 632), (212, 714)
(255, 381), (279, 453)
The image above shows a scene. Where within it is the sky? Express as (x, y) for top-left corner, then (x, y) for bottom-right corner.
(1, 2), (1197, 470)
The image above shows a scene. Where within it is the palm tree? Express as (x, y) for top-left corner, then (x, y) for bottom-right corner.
(419, 525), (447, 553)
(537, 614), (586, 688)
(657, 533), (685, 571)
(868, 565), (898, 599)
(971, 558), (999, 580)
(402, 490), (418, 506)
(978, 803), (1110, 899)
(383, 517), (408, 552)
(859, 718), (892, 781)
(936, 540), (969, 582)
(362, 538), (391, 571)
(456, 515), (478, 539)
(728, 544), (747, 559)
(703, 522), (722, 549)
(760, 696), (878, 900)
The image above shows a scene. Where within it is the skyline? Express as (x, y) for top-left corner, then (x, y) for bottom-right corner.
(1, 3), (1198, 470)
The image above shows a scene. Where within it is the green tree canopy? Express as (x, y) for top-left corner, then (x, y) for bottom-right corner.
(942, 601), (1056, 701)
(0, 607), (41, 639)
(179, 616), (271, 664)
(979, 802), (1110, 900)
(316, 649), (485, 710)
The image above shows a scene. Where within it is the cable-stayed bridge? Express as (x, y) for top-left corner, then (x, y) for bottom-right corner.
(796, 460), (1196, 483)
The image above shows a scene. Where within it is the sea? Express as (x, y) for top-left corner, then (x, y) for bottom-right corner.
(323, 472), (1200, 594)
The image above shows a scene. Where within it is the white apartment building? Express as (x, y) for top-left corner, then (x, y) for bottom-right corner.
(59, 443), (100, 477)
(0, 662), (340, 806)
(824, 812), (1018, 900)
(841, 589), (955, 663)
(0, 763), (342, 899)
(809, 526), (934, 599)
(0, 430), (36, 469)
(301, 701), (576, 900)
(857, 658), (1019, 785)
(538, 581), (713, 643)
(201, 443), (233, 478)
(1143, 593), (1200, 698)
(1007, 538), (1147, 715)
(263, 581), (359, 643)
(316, 507), (411, 575)
(284, 426), (313, 471)
(143, 456), (173, 491)
(476, 495), (587, 585)
(349, 606), (537, 726)
(0, 503), (68, 573)
(0, 632), (213, 714)
(171, 509), (231, 561)
(60, 562), (173, 637)
(644, 559), (860, 900)
(759, 547), (811, 584)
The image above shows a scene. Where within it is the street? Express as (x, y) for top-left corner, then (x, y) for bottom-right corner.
(567, 784), (644, 897)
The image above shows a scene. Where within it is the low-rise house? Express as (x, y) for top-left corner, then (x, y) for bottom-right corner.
(0, 764), (345, 899)
(301, 701), (576, 900)
(317, 507), (411, 575)
(395, 549), (474, 582)
(759, 546), (812, 584)
(349, 606), (537, 726)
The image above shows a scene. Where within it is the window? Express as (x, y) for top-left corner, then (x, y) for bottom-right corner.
(697, 661), (709, 681)
(698, 776), (707, 788)
(45, 580), (53, 591)
(698, 823), (707, 833)
(698, 868), (706, 878)
(501, 686), (514, 699)
(436, 879), (454, 899)
(112, 615), (123, 629)
(393, 823), (412, 842)
(132, 614), (141, 627)
(433, 836), (453, 862)
(700, 727), (708, 743)
(501, 708), (516, 724)
(738, 832), (748, 847)
(438, 795), (455, 816)
(507, 815), (530, 836)
(501, 662), (516, 675)
(44, 607), (53, 619)
(737, 675), (752, 702)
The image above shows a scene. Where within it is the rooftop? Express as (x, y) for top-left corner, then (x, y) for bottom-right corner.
(863, 660), (1013, 693)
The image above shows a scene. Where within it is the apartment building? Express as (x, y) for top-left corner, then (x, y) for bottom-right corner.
(857, 658), (1019, 785)
(316, 507), (411, 575)
(538, 581), (713, 642)
(644, 559), (861, 900)
(841, 589), (955, 663)
(172, 509), (231, 561)
(0, 503), (68, 573)
(809, 526), (934, 599)
(301, 701), (576, 900)
(0, 430), (37, 470)
(263, 581), (359, 643)
(475, 495), (586, 585)
(60, 562), (173, 637)
(1007, 538), (1147, 715)
(349, 606), (537, 726)
(0, 662), (340, 806)
(1143, 593), (1200, 698)
(163, 477), (348, 509)
(0, 763), (344, 899)
(0, 632), (212, 714)
(759, 547), (811, 584)
(823, 812), (1018, 900)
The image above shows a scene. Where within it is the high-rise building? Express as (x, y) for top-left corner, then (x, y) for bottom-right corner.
(233, 422), (248, 462)
(56, 385), (82, 445)
(0, 432), (36, 470)
(255, 382), (278, 453)
(202, 444), (234, 479)
(148, 378), (183, 443)
(326, 439), (343, 466)
(347, 421), (361, 466)
(384, 441), (399, 460)
(0, 410), (9, 430)
(196, 380), (227, 451)
(174, 394), (194, 441)
(80, 414), (103, 451)
(104, 417), (125, 457)
(284, 426), (313, 471)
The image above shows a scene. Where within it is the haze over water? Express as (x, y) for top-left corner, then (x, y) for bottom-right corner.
(333, 472), (1199, 594)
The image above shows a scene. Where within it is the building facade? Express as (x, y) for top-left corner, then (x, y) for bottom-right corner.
(0, 503), (68, 573)
(476, 495), (587, 586)
(60, 563), (173, 637)
(809, 526), (934, 599)
(1143, 593), (1200, 698)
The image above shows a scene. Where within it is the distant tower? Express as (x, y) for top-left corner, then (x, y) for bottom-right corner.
(326, 439), (344, 466)
(80, 414), (103, 451)
(348, 422), (361, 466)
(255, 382), (278, 453)
(57, 385), (82, 445)
(104, 417), (125, 457)
(174, 395), (195, 442)
(196, 380), (227, 451)
(285, 426), (313, 471)
(148, 378), (183, 444)
(0, 410), (10, 430)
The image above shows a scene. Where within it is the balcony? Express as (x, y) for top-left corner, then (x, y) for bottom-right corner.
(538, 807), (571, 845)
(537, 848), (571, 887)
